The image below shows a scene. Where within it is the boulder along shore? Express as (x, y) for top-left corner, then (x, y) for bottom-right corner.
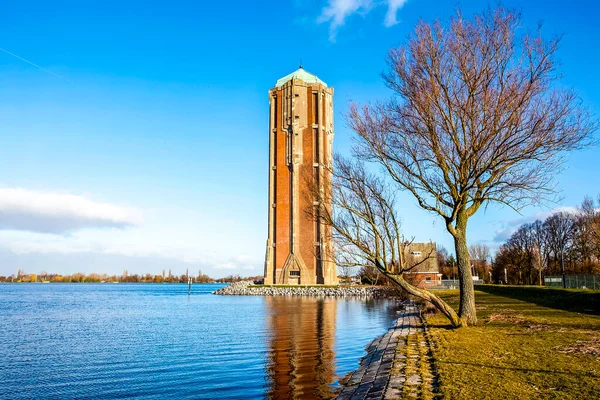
(213, 280), (404, 298)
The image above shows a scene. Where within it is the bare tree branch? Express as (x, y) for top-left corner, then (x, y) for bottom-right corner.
(308, 155), (461, 327)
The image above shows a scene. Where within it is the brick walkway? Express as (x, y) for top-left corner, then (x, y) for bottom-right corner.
(336, 303), (437, 399)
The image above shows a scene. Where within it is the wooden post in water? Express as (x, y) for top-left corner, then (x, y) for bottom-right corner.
(188, 276), (192, 295)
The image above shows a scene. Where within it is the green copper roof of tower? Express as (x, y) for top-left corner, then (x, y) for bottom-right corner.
(275, 67), (327, 88)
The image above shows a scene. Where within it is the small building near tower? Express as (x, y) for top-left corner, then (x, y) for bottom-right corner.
(399, 242), (442, 286)
(263, 67), (337, 285)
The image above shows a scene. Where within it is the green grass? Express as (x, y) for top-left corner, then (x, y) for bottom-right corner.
(426, 289), (600, 400)
(476, 284), (600, 315)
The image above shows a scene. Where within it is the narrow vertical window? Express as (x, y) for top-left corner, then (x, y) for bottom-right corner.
(313, 128), (320, 189)
(313, 128), (319, 164)
(286, 131), (292, 166)
(273, 96), (278, 129)
(314, 206), (321, 243)
(273, 127), (277, 166)
(273, 169), (277, 243)
(312, 92), (319, 124)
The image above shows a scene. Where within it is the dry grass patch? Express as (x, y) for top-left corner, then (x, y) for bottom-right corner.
(426, 289), (600, 400)
(555, 337), (600, 358)
(485, 313), (529, 325)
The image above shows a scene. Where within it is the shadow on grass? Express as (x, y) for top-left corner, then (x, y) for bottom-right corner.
(436, 360), (600, 379)
(425, 322), (458, 330)
(476, 285), (600, 316)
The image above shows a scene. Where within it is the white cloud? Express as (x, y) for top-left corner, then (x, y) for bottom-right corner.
(318, 0), (373, 41)
(0, 193), (264, 277)
(0, 188), (142, 234)
(215, 255), (257, 271)
(492, 206), (578, 243)
(0, 230), (262, 276)
(317, 0), (409, 41)
(384, 0), (408, 27)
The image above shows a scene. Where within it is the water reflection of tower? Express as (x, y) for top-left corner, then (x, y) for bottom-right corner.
(266, 297), (337, 399)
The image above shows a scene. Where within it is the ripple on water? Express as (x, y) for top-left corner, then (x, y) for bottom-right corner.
(0, 284), (399, 399)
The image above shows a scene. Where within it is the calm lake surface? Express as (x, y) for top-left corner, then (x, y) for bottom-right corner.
(0, 283), (401, 399)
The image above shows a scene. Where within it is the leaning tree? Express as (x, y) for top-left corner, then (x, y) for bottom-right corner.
(313, 156), (462, 327)
(348, 7), (595, 325)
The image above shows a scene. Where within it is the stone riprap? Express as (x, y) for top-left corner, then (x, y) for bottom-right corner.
(213, 281), (404, 298)
(336, 303), (438, 399)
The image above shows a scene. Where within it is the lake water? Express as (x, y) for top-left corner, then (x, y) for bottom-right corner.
(0, 283), (401, 399)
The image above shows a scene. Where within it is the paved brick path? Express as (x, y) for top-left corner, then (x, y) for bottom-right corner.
(336, 303), (436, 400)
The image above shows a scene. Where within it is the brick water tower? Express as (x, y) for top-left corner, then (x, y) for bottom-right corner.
(263, 67), (337, 285)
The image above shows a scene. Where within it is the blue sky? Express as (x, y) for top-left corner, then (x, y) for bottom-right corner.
(0, 0), (598, 277)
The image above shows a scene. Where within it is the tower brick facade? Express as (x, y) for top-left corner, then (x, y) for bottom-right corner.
(264, 67), (337, 285)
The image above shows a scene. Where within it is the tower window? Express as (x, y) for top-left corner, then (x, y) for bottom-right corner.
(290, 270), (300, 277)
(313, 128), (319, 163)
(273, 97), (278, 129)
(312, 92), (319, 124)
(314, 205), (321, 243)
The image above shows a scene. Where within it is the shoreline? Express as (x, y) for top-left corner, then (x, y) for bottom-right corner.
(336, 303), (436, 399)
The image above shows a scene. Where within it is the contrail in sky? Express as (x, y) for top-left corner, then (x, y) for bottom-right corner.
(0, 46), (71, 83)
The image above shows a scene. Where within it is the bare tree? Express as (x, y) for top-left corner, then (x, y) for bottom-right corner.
(469, 244), (491, 282)
(495, 199), (600, 283)
(338, 264), (358, 284)
(530, 220), (550, 285)
(348, 7), (595, 324)
(469, 245), (490, 264)
(357, 264), (392, 286)
(593, 195), (600, 263)
(575, 196), (600, 270)
(436, 245), (452, 279)
(544, 211), (577, 286)
(357, 264), (378, 285)
(495, 226), (532, 284)
(313, 156), (461, 327)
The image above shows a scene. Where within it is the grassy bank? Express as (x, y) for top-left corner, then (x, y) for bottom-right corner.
(476, 285), (600, 315)
(426, 288), (600, 400)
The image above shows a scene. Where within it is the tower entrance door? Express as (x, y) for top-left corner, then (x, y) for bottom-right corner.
(289, 270), (300, 285)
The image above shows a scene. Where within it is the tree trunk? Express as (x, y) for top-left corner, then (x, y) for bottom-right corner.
(453, 226), (478, 326)
(383, 271), (462, 328)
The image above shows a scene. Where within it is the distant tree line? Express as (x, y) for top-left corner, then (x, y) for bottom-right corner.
(215, 274), (264, 283)
(0, 269), (219, 283)
(493, 195), (600, 285)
